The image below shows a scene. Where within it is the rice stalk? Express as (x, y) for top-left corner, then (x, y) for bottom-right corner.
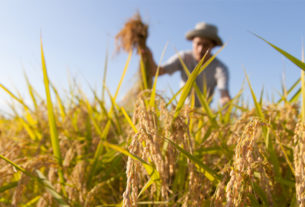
(293, 122), (305, 207)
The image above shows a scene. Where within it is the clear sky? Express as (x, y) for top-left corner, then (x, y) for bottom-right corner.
(0, 0), (304, 113)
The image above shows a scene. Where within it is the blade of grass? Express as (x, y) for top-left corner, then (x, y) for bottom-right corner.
(50, 82), (66, 121)
(104, 86), (122, 134)
(166, 87), (183, 107)
(102, 141), (161, 190)
(88, 51), (132, 186)
(222, 86), (244, 124)
(289, 87), (301, 103)
(174, 45), (225, 120)
(253, 33), (305, 71)
(301, 42), (305, 121)
(0, 153), (68, 206)
(102, 49), (108, 102)
(0, 181), (18, 193)
(0, 154), (29, 175)
(40, 38), (65, 190)
(163, 137), (222, 182)
(19, 116), (40, 141)
(22, 196), (40, 207)
(174, 51), (207, 119)
(0, 83), (32, 112)
(259, 86), (264, 105)
(137, 177), (154, 198)
(244, 70), (265, 120)
(36, 170), (70, 207)
(114, 51), (132, 99)
(121, 106), (138, 133)
(276, 78), (300, 104)
(174, 48), (217, 123)
(24, 72), (38, 111)
(150, 42), (168, 108)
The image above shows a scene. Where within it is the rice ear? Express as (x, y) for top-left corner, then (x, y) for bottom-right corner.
(115, 12), (148, 54)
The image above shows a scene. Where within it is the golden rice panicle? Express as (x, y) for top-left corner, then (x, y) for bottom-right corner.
(12, 155), (54, 206)
(65, 160), (87, 204)
(212, 173), (229, 207)
(0, 140), (23, 186)
(123, 99), (148, 207)
(84, 183), (105, 207)
(36, 192), (53, 207)
(62, 144), (76, 168)
(293, 121), (305, 207)
(182, 164), (205, 207)
(164, 106), (191, 178)
(123, 96), (170, 206)
(122, 148), (141, 207)
(115, 12), (148, 54)
(175, 107), (206, 206)
(225, 119), (263, 207)
(264, 103), (298, 144)
(227, 110), (255, 146)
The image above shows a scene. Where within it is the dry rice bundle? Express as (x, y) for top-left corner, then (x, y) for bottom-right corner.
(115, 12), (148, 54)
(116, 12), (153, 110)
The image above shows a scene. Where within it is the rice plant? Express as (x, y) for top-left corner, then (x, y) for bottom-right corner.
(0, 32), (304, 207)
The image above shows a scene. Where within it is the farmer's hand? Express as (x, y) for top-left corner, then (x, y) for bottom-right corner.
(140, 47), (157, 75)
(140, 47), (167, 76)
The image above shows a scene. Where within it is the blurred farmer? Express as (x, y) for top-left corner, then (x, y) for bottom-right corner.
(145, 22), (231, 106)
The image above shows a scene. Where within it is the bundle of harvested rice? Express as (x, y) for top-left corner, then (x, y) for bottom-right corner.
(115, 12), (148, 55)
(116, 12), (153, 110)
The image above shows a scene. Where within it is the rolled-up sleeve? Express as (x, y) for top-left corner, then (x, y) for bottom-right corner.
(162, 52), (185, 75)
(215, 64), (229, 91)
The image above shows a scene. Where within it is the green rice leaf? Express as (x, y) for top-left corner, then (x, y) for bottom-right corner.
(174, 52), (207, 119)
(289, 87), (301, 103)
(24, 72), (38, 111)
(254, 33), (305, 71)
(301, 70), (305, 121)
(0, 83), (32, 112)
(50, 82), (66, 121)
(164, 137), (221, 182)
(150, 42), (168, 108)
(36, 170), (70, 207)
(0, 154), (69, 206)
(0, 153), (29, 177)
(301, 44), (305, 122)
(0, 181), (18, 193)
(102, 49), (108, 101)
(166, 87), (183, 107)
(88, 51), (132, 186)
(276, 78), (300, 104)
(121, 106), (138, 133)
(174, 45), (225, 120)
(140, 55), (148, 90)
(40, 38), (65, 188)
(245, 70), (265, 120)
(114, 51), (132, 99)
(259, 86), (264, 105)
(102, 141), (161, 190)
(22, 196), (41, 207)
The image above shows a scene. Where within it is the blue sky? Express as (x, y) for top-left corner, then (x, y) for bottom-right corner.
(0, 0), (304, 113)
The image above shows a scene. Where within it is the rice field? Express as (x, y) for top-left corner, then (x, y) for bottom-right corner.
(0, 34), (305, 207)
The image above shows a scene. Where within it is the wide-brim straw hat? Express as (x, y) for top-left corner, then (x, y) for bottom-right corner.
(185, 22), (223, 46)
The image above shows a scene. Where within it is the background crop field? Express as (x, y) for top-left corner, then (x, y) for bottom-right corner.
(0, 1), (305, 207)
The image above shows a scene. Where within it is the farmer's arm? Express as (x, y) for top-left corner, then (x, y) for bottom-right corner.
(216, 64), (231, 106)
(220, 90), (231, 106)
(142, 47), (181, 76)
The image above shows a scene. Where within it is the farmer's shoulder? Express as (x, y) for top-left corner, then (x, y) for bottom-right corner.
(213, 57), (228, 71)
(174, 50), (195, 63)
(166, 50), (191, 63)
(179, 50), (193, 58)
